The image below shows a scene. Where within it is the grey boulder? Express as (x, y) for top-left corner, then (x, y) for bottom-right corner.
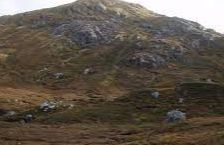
(40, 101), (57, 112)
(167, 110), (186, 123)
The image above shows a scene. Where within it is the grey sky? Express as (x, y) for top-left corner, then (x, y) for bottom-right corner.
(0, 0), (223, 33)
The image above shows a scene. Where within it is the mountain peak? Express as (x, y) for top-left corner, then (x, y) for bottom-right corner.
(58, 0), (157, 18)
(75, 0), (121, 5)
(73, 0), (143, 8)
(0, 0), (157, 26)
(0, 0), (224, 101)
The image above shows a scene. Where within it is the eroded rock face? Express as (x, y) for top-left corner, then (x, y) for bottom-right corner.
(53, 20), (119, 46)
(126, 39), (187, 68)
(140, 17), (223, 49)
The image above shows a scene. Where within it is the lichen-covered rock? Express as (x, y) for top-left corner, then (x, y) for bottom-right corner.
(167, 110), (186, 123)
(40, 101), (57, 112)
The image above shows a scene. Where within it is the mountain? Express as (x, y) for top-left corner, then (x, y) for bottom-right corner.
(0, 0), (224, 95)
(1, 0), (224, 145)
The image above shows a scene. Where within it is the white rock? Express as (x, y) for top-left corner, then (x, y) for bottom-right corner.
(40, 101), (49, 109)
(3, 111), (16, 117)
(151, 92), (160, 99)
(206, 78), (213, 83)
(84, 67), (94, 75)
(54, 73), (64, 79)
(40, 101), (57, 112)
(68, 104), (74, 109)
(178, 98), (184, 103)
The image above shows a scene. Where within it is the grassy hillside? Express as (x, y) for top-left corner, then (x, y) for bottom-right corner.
(0, 0), (224, 144)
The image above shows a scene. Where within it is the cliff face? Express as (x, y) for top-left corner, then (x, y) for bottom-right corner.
(0, 0), (223, 93)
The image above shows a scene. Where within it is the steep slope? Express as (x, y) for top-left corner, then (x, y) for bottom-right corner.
(0, 0), (223, 96)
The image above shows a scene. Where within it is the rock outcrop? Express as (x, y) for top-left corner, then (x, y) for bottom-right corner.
(53, 20), (120, 46)
(128, 52), (166, 68)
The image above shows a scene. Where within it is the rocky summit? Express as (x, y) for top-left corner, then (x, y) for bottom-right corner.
(0, 0), (224, 145)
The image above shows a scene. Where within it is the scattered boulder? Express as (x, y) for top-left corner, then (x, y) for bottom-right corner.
(206, 78), (214, 83)
(19, 119), (26, 125)
(68, 104), (75, 109)
(151, 91), (160, 99)
(40, 100), (57, 112)
(39, 67), (49, 73)
(0, 109), (16, 117)
(84, 67), (95, 75)
(178, 98), (184, 103)
(54, 73), (64, 79)
(4, 111), (16, 117)
(128, 52), (166, 68)
(23, 114), (34, 123)
(167, 110), (186, 123)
